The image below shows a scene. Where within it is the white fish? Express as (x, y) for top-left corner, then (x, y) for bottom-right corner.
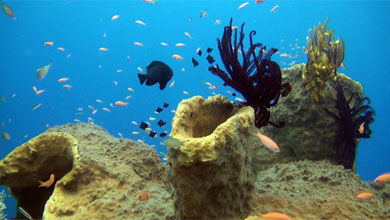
(238, 2), (249, 10)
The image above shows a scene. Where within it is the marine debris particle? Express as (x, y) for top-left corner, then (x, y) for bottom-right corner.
(208, 18), (291, 128)
(138, 61), (173, 90)
(162, 138), (183, 149)
(324, 79), (375, 170)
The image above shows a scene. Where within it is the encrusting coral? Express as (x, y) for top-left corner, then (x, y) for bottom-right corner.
(302, 17), (345, 102)
(208, 18), (291, 128)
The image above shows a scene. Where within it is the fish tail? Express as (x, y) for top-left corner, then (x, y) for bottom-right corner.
(137, 74), (147, 85)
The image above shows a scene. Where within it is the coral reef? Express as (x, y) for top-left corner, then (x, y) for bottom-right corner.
(324, 79), (375, 170)
(254, 64), (364, 172)
(302, 18), (345, 102)
(250, 160), (390, 220)
(0, 119), (387, 219)
(209, 18), (291, 128)
(167, 95), (257, 219)
(0, 123), (173, 219)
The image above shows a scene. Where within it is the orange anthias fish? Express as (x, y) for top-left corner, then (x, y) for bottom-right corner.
(261, 212), (291, 220)
(374, 173), (390, 183)
(1, 2), (16, 19)
(39, 174), (55, 187)
(256, 132), (280, 152)
(115, 101), (128, 107)
(356, 191), (374, 200)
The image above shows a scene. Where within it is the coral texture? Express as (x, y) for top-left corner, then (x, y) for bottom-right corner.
(167, 95), (257, 219)
(250, 160), (390, 220)
(0, 123), (173, 220)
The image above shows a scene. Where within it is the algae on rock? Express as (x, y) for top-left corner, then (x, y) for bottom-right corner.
(167, 95), (258, 219)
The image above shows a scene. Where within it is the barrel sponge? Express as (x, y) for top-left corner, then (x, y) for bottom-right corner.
(170, 95), (255, 165)
(0, 132), (81, 188)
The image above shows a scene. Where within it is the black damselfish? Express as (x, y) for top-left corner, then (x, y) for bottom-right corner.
(138, 61), (173, 90)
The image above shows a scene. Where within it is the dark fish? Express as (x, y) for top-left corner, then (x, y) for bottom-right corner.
(160, 131), (168, 137)
(157, 120), (166, 127)
(138, 61), (173, 90)
(140, 122), (148, 130)
(192, 57), (199, 67)
(206, 48), (213, 53)
(232, 93), (236, 96)
(156, 107), (163, 113)
(149, 131), (157, 138)
(163, 103), (169, 108)
(197, 49), (202, 56)
(206, 55), (215, 64)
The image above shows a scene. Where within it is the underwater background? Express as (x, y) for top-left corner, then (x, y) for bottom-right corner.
(0, 0), (389, 218)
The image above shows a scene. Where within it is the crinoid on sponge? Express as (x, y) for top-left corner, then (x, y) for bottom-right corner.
(303, 18), (345, 102)
(208, 18), (291, 128)
(324, 78), (375, 170)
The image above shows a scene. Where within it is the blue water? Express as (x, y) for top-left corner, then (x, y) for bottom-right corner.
(0, 0), (389, 218)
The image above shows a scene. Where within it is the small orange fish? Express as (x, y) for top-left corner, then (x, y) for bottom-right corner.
(374, 173), (390, 183)
(175, 43), (185, 47)
(357, 191), (374, 200)
(58, 77), (69, 83)
(99, 47), (108, 51)
(134, 42), (143, 47)
(111, 14), (119, 21)
(184, 32), (192, 39)
(115, 101), (128, 107)
(135, 20), (146, 26)
(261, 212), (291, 220)
(256, 0), (266, 3)
(39, 174), (55, 188)
(172, 54), (183, 60)
(257, 132), (280, 152)
(340, 62), (346, 70)
(169, 80), (175, 88)
(136, 191), (150, 201)
(44, 41), (53, 46)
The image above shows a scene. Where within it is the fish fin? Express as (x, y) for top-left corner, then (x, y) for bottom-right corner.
(145, 79), (157, 86)
(138, 74), (147, 85)
(38, 181), (45, 187)
(159, 80), (168, 90)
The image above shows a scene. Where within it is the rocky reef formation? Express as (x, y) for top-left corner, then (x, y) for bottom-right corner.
(0, 123), (173, 219)
(167, 95), (257, 219)
(0, 64), (387, 219)
(249, 160), (390, 220)
(254, 64), (363, 171)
